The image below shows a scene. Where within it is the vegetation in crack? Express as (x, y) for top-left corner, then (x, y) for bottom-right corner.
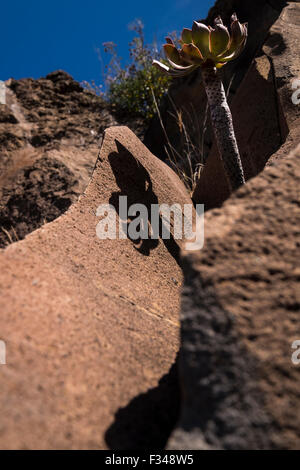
(153, 13), (248, 192)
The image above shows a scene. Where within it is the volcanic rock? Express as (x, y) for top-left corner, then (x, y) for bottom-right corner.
(0, 71), (117, 247)
(0, 126), (192, 449)
(168, 143), (300, 450)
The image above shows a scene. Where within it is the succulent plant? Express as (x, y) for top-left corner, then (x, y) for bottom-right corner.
(153, 13), (248, 77)
(153, 13), (247, 192)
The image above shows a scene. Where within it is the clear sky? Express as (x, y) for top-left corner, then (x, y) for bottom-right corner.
(1, 0), (214, 85)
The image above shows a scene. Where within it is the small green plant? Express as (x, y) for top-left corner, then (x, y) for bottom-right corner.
(153, 13), (248, 192)
(102, 20), (172, 123)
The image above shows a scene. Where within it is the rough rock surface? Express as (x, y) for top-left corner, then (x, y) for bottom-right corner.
(0, 71), (117, 247)
(193, 1), (300, 208)
(168, 143), (300, 450)
(0, 0), (299, 452)
(0, 126), (193, 449)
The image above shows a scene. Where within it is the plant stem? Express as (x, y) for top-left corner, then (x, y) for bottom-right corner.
(201, 66), (245, 191)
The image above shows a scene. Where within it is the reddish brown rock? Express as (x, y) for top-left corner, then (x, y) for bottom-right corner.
(0, 71), (118, 248)
(168, 143), (300, 450)
(0, 126), (192, 449)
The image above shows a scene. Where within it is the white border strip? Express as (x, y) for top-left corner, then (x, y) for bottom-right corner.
(0, 81), (6, 105)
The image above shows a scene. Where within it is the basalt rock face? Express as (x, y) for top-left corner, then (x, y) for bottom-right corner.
(168, 143), (300, 450)
(0, 71), (117, 247)
(144, 0), (298, 207)
(193, 1), (300, 208)
(0, 126), (192, 450)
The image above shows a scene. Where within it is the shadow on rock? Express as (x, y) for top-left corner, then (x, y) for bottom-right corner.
(105, 360), (180, 450)
(109, 140), (181, 265)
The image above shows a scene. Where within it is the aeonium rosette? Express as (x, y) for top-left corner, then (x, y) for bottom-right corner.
(153, 13), (248, 77)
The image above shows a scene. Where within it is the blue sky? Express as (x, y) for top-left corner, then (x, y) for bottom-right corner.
(1, 0), (214, 85)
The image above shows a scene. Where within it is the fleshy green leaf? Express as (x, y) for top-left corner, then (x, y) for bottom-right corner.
(165, 37), (175, 45)
(215, 61), (226, 69)
(222, 18), (247, 56)
(218, 36), (246, 63)
(181, 43), (204, 64)
(232, 19), (245, 42)
(166, 59), (196, 71)
(218, 19), (247, 62)
(152, 60), (198, 77)
(163, 44), (186, 66)
(152, 60), (171, 74)
(192, 21), (211, 59)
(214, 15), (223, 26)
(181, 28), (193, 44)
(209, 24), (230, 56)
